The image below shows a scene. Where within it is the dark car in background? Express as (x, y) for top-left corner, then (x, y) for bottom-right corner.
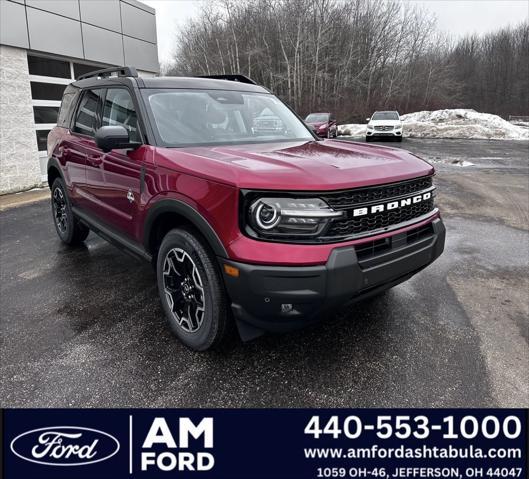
(305, 112), (337, 138)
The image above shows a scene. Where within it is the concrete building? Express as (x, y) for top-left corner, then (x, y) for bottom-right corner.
(0, 0), (159, 194)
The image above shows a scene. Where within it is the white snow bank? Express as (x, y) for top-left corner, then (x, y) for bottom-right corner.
(337, 123), (366, 137)
(401, 109), (528, 140)
(338, 109), (529, 140)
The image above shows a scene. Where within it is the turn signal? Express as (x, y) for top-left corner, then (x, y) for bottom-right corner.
(224, 264), (240, 278)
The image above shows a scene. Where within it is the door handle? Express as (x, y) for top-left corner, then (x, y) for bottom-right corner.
(86, 155), (102, 167)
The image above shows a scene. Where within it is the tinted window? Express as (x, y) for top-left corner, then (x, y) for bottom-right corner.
(30, 82), (67, 101)
(73, 89), (103, 136)
(28, 55), (70, 78)
(372, 111), (399, 120)
(57, 90), (78, 127)
(102, 88), (140, 142)
(305, 113), (329, 122)
(33, 106), (59, 124)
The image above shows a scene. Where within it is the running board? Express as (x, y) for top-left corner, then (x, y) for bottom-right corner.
(72, 207), (152, 263)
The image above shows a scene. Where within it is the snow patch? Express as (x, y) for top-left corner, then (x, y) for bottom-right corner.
(401, 109), (528, 140)
(338, 109), (529, 140)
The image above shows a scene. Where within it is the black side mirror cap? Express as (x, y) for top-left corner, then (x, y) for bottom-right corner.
(95, 126), (140, 153)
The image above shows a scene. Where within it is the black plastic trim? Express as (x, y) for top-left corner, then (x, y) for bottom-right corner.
(143, 199), (228, 258)
(221, 218), (445, 335)
(77, 66), (138, 81)
(72, 207), (151, 262)
(46, 157), (65, 185)
(196, 74), (256, 85)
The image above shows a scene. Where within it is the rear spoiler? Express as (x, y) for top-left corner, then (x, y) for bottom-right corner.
(196, 74), (256, 85)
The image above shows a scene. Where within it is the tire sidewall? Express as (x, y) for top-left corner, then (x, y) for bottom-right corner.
(156, 229), (222, 351)
(51, 178), (74, 243)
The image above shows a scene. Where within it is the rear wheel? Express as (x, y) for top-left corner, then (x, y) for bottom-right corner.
(51, 178), (89, 245)
(156, 228), (231, 351)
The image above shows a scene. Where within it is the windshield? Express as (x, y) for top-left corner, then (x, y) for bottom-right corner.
(143, 89), (314, 147)
(371, 111), (399, 121)
(305, 113), (329, 123)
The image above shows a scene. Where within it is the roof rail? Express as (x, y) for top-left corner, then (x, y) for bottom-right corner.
(77, 66), (138, 81)
(196, 74), (256, 85)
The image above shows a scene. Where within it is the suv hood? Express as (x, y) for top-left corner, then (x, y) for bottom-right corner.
(155, 139), (433, 191)
(369, 119), (402, 127)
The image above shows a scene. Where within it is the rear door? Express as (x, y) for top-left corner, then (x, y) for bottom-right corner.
(63, 88), (104, 209)
(84, 87), (145, 239)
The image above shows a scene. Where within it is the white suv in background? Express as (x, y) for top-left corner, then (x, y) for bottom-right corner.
(366, 111), (403, 142)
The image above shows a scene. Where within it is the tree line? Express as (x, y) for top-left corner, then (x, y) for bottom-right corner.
(165, 0), (528, 122)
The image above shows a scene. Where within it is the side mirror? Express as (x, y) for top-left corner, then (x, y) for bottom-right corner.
(95, 126), (139, 153)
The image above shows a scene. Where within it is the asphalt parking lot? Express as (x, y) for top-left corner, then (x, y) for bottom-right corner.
(1, 138), (527, 408)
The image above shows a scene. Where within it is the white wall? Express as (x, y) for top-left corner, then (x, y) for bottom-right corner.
(0, 45), (41, 194)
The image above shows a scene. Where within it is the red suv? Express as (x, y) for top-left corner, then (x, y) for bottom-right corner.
(47, 67), (445, 351)
(305, 112), (338, 138)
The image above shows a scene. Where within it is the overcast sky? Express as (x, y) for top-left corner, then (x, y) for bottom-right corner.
(142, 0), (529, 65)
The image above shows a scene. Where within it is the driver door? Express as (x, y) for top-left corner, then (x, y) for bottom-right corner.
(84, 87), (145, 239)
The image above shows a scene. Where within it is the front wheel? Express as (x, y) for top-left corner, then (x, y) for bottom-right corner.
(156, 228), (231, 351)
(51, 178), (89, 245)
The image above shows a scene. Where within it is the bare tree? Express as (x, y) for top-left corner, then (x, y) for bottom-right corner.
(165, 0), (528, 120)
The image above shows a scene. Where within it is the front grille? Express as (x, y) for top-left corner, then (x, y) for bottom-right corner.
(326, 198), (434, 238)
(374, 125), (393, 131)
(321, 176), (433, 210)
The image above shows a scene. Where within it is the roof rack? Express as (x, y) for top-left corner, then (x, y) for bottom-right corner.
(196, 74), (256, 85)
(77, 66), (138, 81)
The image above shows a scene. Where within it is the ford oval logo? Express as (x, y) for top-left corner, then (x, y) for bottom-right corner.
(10, 426), (120, 466)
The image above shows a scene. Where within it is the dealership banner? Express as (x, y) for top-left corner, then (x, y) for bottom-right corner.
(1, 409), (526, 479)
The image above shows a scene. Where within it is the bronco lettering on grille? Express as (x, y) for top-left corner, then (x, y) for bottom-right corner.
(352, 191), (432, 217)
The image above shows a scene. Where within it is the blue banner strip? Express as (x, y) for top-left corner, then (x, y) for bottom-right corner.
(2, 409), (527, 479)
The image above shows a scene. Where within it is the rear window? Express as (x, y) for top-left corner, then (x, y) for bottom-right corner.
(57, 91), (78, 127)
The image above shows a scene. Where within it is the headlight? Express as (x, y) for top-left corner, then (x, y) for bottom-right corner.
(246, 197), (344, 239)
(367, 125), (373, 130)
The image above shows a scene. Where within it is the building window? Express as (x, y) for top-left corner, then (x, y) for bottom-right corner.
(30, 82), (67, 101)
(73, 62), (100, 80)
(33, 106), (60, 124)
(28, 55), (70, 79)
(35, 130), (51, 152)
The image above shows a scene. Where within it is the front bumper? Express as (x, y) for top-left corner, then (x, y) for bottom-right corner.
(221, 218), (445, 338)
(366, 129), (402, 137)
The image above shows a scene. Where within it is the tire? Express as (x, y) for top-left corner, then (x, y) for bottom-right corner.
(397, 136), (403, 142)
(156, 228), (231, 351)
(365, 136), (371, 142)
(51, 178), (89, 245)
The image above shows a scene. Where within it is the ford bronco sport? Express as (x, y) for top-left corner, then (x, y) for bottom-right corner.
(47, 67), (445, 351)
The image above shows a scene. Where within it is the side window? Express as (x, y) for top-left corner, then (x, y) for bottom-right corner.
(73, 89), (103, 136)
(102, 88), (140, 142)
(57, 90), (79, 128)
